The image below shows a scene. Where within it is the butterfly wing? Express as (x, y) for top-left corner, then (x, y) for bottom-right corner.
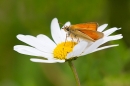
(78, 30), (104, 40)
(68, 22), (103, 41)
(70, 22), (98, 31)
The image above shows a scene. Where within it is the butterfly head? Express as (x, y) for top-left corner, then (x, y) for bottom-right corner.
(63, 26), (70, 32)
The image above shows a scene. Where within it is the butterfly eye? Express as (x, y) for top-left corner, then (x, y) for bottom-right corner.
(66, 27), (70, 31)
(63, 26), (70, 31)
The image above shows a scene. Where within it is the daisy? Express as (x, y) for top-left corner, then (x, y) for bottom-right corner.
(14, 18), (123, 63)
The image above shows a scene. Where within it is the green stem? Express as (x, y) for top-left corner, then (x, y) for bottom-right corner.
(68, 61), (81, 86)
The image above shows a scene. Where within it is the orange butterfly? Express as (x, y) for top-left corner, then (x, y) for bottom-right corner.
(63, 22), (104, 42)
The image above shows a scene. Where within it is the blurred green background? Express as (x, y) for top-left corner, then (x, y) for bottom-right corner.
(0, 0), (130, 86)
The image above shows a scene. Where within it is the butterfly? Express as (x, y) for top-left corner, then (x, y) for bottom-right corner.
(63, 22), (104, 42)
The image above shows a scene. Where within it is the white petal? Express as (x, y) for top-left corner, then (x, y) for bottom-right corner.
(17, 34), (37, 47)
(67, 41), (88, 59)
(97, 24), (108, 32)
(30, 58), (65, 63)
(103, 27), (121, 36)
(91, 44), (119, 53)
(36, 34), (56, 51)
(51, 18), (63, 44)
(102, 34), (123, 44)
(14, 45), (53, 59)
(60, 29), (67, 41)
(81, 39), (103, 56)
(60, 22), (71, 41)
(17, 34), (55, 53)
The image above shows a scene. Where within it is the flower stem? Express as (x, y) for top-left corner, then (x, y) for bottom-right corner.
(68, 61), (81, 86)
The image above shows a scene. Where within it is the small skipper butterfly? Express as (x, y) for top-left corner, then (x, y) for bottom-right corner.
(63, 22), (104, 42)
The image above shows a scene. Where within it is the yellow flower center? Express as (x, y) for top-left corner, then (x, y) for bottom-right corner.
(53, 41), (77, 60)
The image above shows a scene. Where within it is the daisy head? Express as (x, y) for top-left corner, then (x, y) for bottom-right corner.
(14, 18), (123, 63)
